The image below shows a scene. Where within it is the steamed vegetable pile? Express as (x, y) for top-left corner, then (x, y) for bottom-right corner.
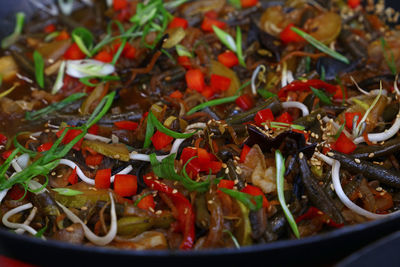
(1, 0), (400, 250)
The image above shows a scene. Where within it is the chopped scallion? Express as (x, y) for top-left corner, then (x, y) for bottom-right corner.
(33, 51), (45, 89)
(52, 188), (83, 196)
(1, 12), (25, 49)
(310, 86), (332, 105)
(187, 95), (239, 115)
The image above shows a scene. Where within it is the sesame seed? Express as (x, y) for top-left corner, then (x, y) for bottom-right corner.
(155, 210), (162, 215)
(368, 153), (375, 158)
(327, 152), (334, 157)
(114, 154), (120, 159)
(149, 207), (155, 213)
(208, 200), (213, 204)
(51, 172), (56, 176)
(225, 168), (229, 174)
(376, 187), (383, 192)
(221, 163), (227, 168)
(172, 189), (178, 194)
(299, 152), (304, 159)
(81, 206), (88, 211)
(66, 227), (74, 232)
(354, 158), (361, 164)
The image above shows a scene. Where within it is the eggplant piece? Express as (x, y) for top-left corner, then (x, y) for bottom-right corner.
(249, 208), (267, 240)
(331, 151), (400, 188)
(263, 211), (287, 242)
(226, 98), (282, 125)
(298, 156), (344, 224)
(351, 137), (400, 160)
(247, 20), (281, 62)
(117, 214), (174, 237)
(225, 159), (246, 190)
(357, 74), (395, 90)
(382, 102), (400, 122)
(194, 193), (210, 229)
(316, 57), (358, 81)
(52, 223), (84, 244)
(293, 109), (326, 129)
(338, 29), (368, 61)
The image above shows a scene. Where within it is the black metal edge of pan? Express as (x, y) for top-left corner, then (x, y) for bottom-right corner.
(0, 0), (400, 266)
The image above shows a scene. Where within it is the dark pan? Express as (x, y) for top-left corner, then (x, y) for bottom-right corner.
(1, 0), (400, 266)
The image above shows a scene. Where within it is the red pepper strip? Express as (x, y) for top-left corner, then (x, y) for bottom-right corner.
(278, 80), (338, 100)
(296, 206), (344, 228)
(144, 176), (195, 250)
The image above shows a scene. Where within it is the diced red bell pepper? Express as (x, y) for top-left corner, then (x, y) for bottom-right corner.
(94, 50), (113, 63)
(254, 108), (274, 126)
(332, 132), (356, 154)
(178, 56), (192, 70)
(197, 148), (211, 166)
(56, 30), (70, 41)
(9, 185), (26, 200)
(185, 160), (201, 179)
(56, 128), (84, 151)
(0, 133), (7, 146)
(88, 124), (99, 135)
(218, 51), (239, 68)
(218, 179), (235, 192)
(185, 69), (205, 92)
(210, 74), (231, 92)
(114, 120), (139, 131)
(235, 94), (254, 110)
(201, 86), (215, 99)
(333, 85), (347, 100)
(168, 17), (188, 29)
(181, 147), (197, 163)
(64, 43), (86, 60)
(241, 0), (259, 7)
(37, 142), (53, 152)
(345, 112), (362, 130)
(122, 43), (136, 59)
(296, 206), (344, 228)
(114, 174), (138, 197)
(201, 17), (226, 32)
(278, 79), (338, 100)
(137, 194), (156, 210)
(209, 161), (222, 174)
(113, 0), (128, 11)
(85, 154), (103, 166)
(204, 10), (218, 19)
(241, 184), (269, 208)
(169, 90), (183, 99)
(95, 169), (111, 189)
(280, 23), (304, 45)
(68, 167), (78, 185)
(151, 130), (173, 150)
(44, 24), (56, 33)
(276, 112), (293, 124)
(1, 149), (14, 160)
(240, 144), (251, 163)
(144, 175), (195, 250)
(348, 0), (361, 9)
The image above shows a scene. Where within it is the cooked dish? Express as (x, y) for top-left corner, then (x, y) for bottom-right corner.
(0, 0), (399, 251)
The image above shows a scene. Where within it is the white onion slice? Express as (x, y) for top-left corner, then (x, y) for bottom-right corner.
(282, 101), (309, 116)
(251, 65), (265, 95)
(66, 59), (115, 78)
(57, 192), (116, 246)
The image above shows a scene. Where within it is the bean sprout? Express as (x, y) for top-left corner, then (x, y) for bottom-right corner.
(282, 101), (309, 116)
(2, 203), (44, 238)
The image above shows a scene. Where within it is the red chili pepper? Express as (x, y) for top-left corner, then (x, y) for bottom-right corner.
(44, 24), (56, 33)
(113, 0), (128, 11)
(144, 175), (195, 250)
(240, 144), (251, 163)
(218, 51), (239, 68)
(85, 154), (103, 166)
(201, 17), (226, 32)
(197, 148), (211, 165)
(296, 206), (344, 228)
(241, 185), (269, 208)
(210, 74), (231, 92)
(122, 43), (136, 59)
(217, 179), (235, 193)
(137, 194), (156, 210)
(37, 142), (53, 152)
(276, 112), (293, 124)
(88, 124), (99, 135)
(180, 147), (200, 179)
(348, 0), (360, 9)
(0, 133), (7, 146)
(95, 169), (112, 189)
(278, 79), (338, 100)
(114, 174), (138, 197)
(177, 56), (192, 70)
(333, 85), (347, 100)
(185, 69), (205, 92)
(56, 30), (70, 41)
(169, 90), (183, 99)
(68, 167), (78, 185)
(1, 150), (14, 160)
(332, 132), (356, 154)
(64, 43), (86, 60)
(240, 0), (259, 8)
(9, 185), (26, 200)
(168, 17), (188, 29)
(56, 128), (84, 151)
(204, 10), (218, 19)
(151, 130), (173, 150)
(201, 86), (215, 99)
(94, 50), (113, 63)
(114, 120), (139, 131)
(208, 161), (222, 174)
(345, 112), (362, 131)
(254, 108), (274, 126)
(235, 93), (254, 110)
(280, 23), (304, 45)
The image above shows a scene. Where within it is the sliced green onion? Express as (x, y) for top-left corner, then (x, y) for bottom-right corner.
(1, 12), (25, 49)
(164, 0), (188, 9)
(275, 150), (300, 239)
(0, 83), (18, 100)
(236, 26), (246, 67)
(257, 88), (277, 99)
(176, 44), (193, 58)
(187, 95), (239, 115)
(212, 25), (237, 52)
(148, 111), (196, 138)
(13, 134), (37, 158)
(33, 51), (45, 89)
(219, 188), (263, 211)
(143, 112), (155, 149)
(52, 61), (66, 94)
(270, 122), (305, 131)
(26, 92), (87, 121)
(34, 225), (48, 238)
(79, 75), (120, 87)
(181, 156), (210, 192)
(223, 229), (240, 248)
(44, 31), (60, 42)
(320, 65), (326, 81)
(72, 27), (94, 57)
(291, 27), (349, 64)
(351, 98), (369, 111)
(52, 188), (83, 196)
(66, 59), (115, 78)
(380, 37), (397, 75)
(334, 123), (345, 139)
(310, 86), (332, 105)
(228, 0), (241, 9)
(0, 148), (20, 181)
(235, 80), (252, 95)
(134, 191), (153, 206)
